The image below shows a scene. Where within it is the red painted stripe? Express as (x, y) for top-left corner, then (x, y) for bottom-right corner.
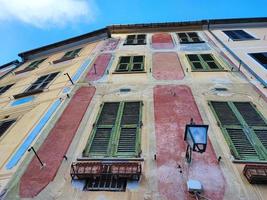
(152, 33), (174, 49)
(20, 87), (96, 198)
(153, 52), (184, 80)
(86, 53), (112, 81)
(154, 85), (225, 200)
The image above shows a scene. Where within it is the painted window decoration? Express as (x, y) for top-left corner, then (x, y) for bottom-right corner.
(223, 30), (255, 41)
(0, 119), (16, 138)
(115, 56), (145, 73)
(83, 101), (142, 158)
(186, 54), (224, 71)
(0, 84), (14, 95)
(124, 34), (146, 45)
(13, 72), (59, 99)
(53, 48), (82, 64)
(15, 58), (47, 75)
(249, 52), (267, 70)
(177, 32), (204, 44)
(209, 101), (267, 161)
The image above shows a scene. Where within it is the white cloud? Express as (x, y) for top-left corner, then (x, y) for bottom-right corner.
(0, 0), (97, 28)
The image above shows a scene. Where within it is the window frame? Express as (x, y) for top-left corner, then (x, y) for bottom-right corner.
(186, 54), (224, 72)
(177, 32), (204, 44)
(13, 72), (59, 99)
(115, 56), (145, 73)
(0, 119), (16, 139)
(83, 101), (143, 158)
(124, 34), (146, 45)
(249, 52), (267, 70)
(223, 30), (256, 41)
(209, 101), (267, 162)
(0, 84), (14, 95)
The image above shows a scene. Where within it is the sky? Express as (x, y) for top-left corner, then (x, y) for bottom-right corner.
(0, 0), (266, 65)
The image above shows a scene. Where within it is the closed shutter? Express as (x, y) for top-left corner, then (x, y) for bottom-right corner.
(88, 102), (120, 156)
(0, 119), (16, 138)
(84, 101), (142, 158)
(234, 102), (266, 126)
(226, 128), (260, 160)
(116, 102), (141, 156)
(210, 101), (267, 161)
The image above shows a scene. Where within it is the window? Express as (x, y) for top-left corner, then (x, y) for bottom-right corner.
(223, 30), (255, 41)
(84, 176), (127, 191)
(209, 101), (267, 161)
(249, 52), (267, 70)
(15, 58), (47, 75)
(25, 58), (46, 70)
(53, 48), (82, 64)
(83, 101), (142, 157)
(115, 56), (145, 73)
(13, 72), (59, 99)
(124, 34), (146, 45)
(177, 32), (204, 44)
(186, 54), (223, 71)
(0, 84), (14, 95)
(0, 119), (16, 138)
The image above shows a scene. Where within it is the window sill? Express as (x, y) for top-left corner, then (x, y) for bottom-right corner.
(52, 55), (76, 64)
(13, 89), (43, 99)
(14, 67), (35, 75)
(123, 43), (147, 46)
(232, 159), (267, 164)
(191, 69), (228, 72)
(180, 41), (205, 44)
(112, 71), (146, 74)
(231, 38), (260, 42)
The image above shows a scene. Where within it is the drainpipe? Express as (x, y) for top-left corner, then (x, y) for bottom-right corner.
(207, 23), (267, 88)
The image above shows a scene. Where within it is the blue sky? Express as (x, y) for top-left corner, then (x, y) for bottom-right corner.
(0, 0), (266, 65)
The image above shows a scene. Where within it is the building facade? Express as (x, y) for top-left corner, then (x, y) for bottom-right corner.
(0, 18), (266, 200)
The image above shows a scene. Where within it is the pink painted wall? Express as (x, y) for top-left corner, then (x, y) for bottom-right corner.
(86, 53), (112, 81)
(154, 85), (225, 200)
(151, 33), (174, 49)
(20, 87), (96, 198)
(153, 52), (184, 80)
(101, 38), (120, 51)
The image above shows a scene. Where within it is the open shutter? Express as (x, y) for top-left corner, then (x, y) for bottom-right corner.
(87, 103), (120, 156)
(116, 102), (141, 156)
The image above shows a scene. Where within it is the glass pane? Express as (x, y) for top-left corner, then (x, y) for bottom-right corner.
(192, 62), (203, 69)
(119, 56), (131, 63)
(118, 64), (128, 71)
(187, 54), (199, 61)
(201, 54), (214, 61)
(207, 62), (219, 69)
(133, 56), (143, 63)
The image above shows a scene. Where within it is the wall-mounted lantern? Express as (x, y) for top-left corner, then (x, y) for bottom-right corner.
(184, 119), (208, 163)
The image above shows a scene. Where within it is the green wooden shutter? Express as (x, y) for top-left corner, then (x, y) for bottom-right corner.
(116, 102), (142, 157)
(226, 128), (260, 160)
(210, 101), (267, 161)
(233, 102), (266, 126)
(87, 102), (120, 156)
